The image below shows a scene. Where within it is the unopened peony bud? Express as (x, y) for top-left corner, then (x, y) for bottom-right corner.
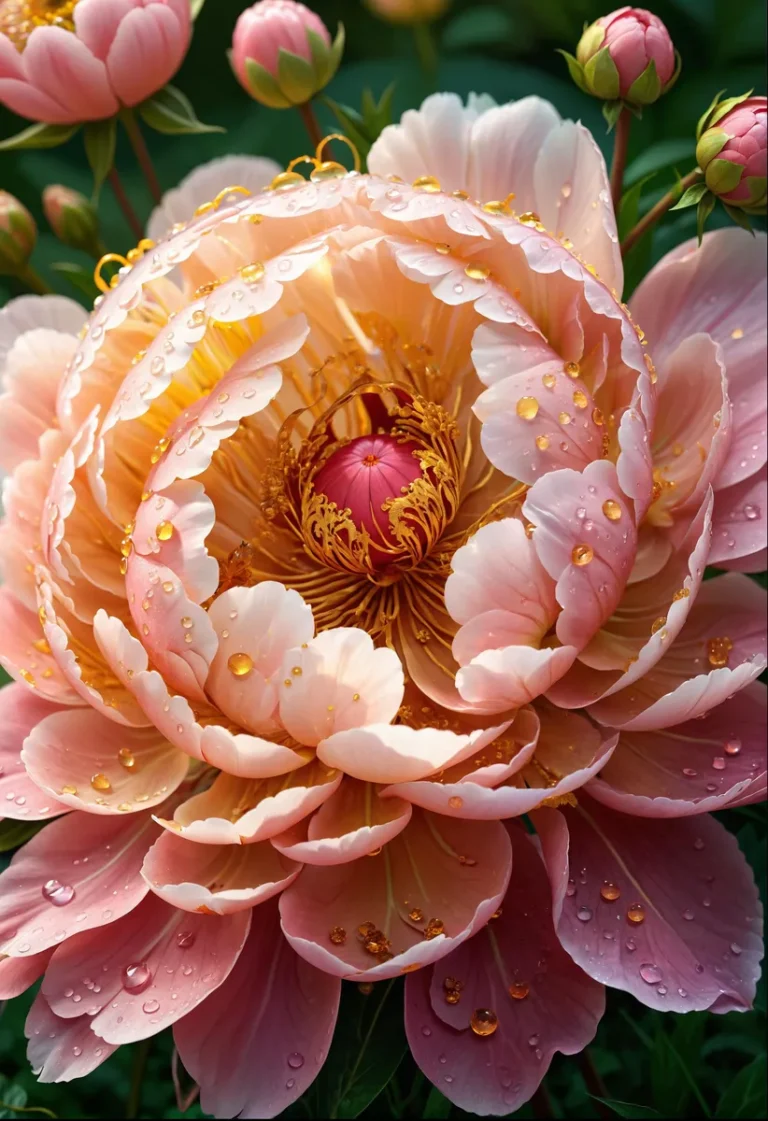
(696, 93), (767, 213)
(564, 7), (680, 112)
(43, 185), (103, 257)
(231, 0), (344, 110)
(365, 0), (450, 24)
(0, 189), (36, 274)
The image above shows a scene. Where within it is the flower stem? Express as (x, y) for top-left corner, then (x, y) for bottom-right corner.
(121, 109), (162, 205)
(621, 168), (703, 257)
(413, 21), (438, 86)
(610, 107), (632, 214)
(16, 264), (53, 295)
(108, 167), (144, 241)
(126, 1038), (152, 1119)
(298, 100), (324, 152)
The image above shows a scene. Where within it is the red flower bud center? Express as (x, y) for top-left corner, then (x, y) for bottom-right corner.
(313, 434), (423, 552)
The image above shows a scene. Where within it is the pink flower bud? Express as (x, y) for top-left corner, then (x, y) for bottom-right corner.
(231, 0), (343, 109)
(0, 0), (192, 125)
(574, 7), (678, 107)
(365, 0), (450, 24)
(0, 189), (36, 274)
(697, 95), (767, 211)
(43, 185), (102, 256)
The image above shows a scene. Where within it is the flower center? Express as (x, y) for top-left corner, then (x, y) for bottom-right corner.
(0, 0), (78, 50)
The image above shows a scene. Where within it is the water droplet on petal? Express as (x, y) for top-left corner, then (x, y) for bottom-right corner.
(142, 999), (160, 1014)
(122, 963), (152, 994)
(626, 903), (645, 925)
(577, 906), (593, 922)
(711, 756), (726, 771)
(640, 964), (662, 985)
(287, 1053), (305, 1069)
(600, 882), (621, 902)
(176, 931), (196, 949)
(724, 738), (742, 756)
(42, 880), (75, 906)
(470, 1009), (498, 1037)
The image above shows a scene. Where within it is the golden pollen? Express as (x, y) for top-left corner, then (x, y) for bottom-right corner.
(516, 396), (539, 421)
(362, 453), (380, 467)
(470, 1009), (499, 1037)
(572, 544), (594, 566)
(228, 652), (254, 677)
(0, 0), (78, 50)
(602, 499), (622, 521)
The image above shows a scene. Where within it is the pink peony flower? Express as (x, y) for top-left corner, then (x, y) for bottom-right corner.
(231, 0), (343, 109)
(0, 0), (192, 124)
(575, 6), (677, 105)
(697, 95), (767, 211)
(0, 95), (765, 1116)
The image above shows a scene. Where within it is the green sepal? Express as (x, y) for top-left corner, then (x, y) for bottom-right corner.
(626, 59), (660, 107)
(576, 22), (605, 65)
(696, 192), (716, 244)
(705, 157), (745, 195)
(722, 203), (755, 234)
(0, 121), (79, 151)
(52, 261), (101, 301)
(328, 23), (345, 82)
(663, 50), (682, 95)
(741, 176), (767, 213)
(276, 47), (316, 105)
(695, 128), (728, 169)
(696, 89), (726, 139)
(556, 49), (589, 95)
(139, 84), (224, 134)
(602, 99), (624, 131)
(243, 58), (293, 109)
(670, 181), (709, 210)
(584, 45), (620, 100)
(708, 89), (754, 128)
(190, 0), (206, 17)
(84, 117), (116, 201)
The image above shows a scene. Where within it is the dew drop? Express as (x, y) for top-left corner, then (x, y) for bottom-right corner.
(142, 999), (160, 1014)
(122, 962), (152, 994)
(626, 903), (645, 925)
(176, 930), (196, 949)
(712, 756), (726, 771)
(600, 881), (621, 902)
(42, 880), (75, 906)
(724, 738), (742, 756)
(287, 1052), (305, 1069)
(470, 1009), (498, 1037)
(682, 909), (695, 921)
(639, 964), (662, 985)
(576, 906), (593, 923)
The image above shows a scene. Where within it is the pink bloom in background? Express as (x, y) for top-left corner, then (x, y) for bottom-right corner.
(697, 95), (768, 208)
(0, 0), (192, 124)
(576, 6), (676, 102)
(0, 92), (765, 1117)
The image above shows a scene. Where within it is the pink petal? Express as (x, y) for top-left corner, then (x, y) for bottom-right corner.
(26, 992), (117, 1083)
(0, 684), (68, 820)
(271, 777), (412, 865)
(73, 0), (135, 60)
(174, 898), (340, 1120)
(0, 328), (77, 473)
(456, 644), (578, 714)
(105, 3), (190, 107)
(535, 798), (764, 1012)
(43, 893), (250, 1044)
(279, 810), (512, 980)
(406, 824), (604, 1115)
(142, 831), (300, 913)
(0, 949), (52, 998)
(130, 477), (219, 603)
(589, 572), (767, 730)
(587, 681), (767, 816)
(22, 706), (188, 816)
(389, 706), (616, 819)
(630, 230), (767, 489)
(710, 466), (767, 569)
(0, 809), (159, 956)
(278, 628), (404, 748)
(22, 26), (117, 121)
(206, 583), (313, 736)
(318, 722), (509, 785)
(159, 760), (340, 844)
(523, 460), (637, 649)
(198, 723), (310, 780)
(0, 588), (80, 706)
(0, 76), (82, 124)
(368, 92), (480, 195)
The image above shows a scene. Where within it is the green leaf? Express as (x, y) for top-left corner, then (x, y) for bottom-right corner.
(139, 84), (224, 135)
(423, 1087), (453, 1118)
(625, 139), (696, 186)
(189, 0), (206, 17)
(723, 202), (756, 232)
(51, 261), (100, 302)
(651, 1025), (711, 1118)
(83, 117), (116, 200)
(0, 1075), (28, 1119)
(716, 1054), (767, 1118)
(619, 173), (656, 240)
(0, 121), (79, 152)
(671, 181), (710, 210)
(591, 1097), (662, 1119)
(317, 979), (407, 1118)
(0, 818), (45, 853)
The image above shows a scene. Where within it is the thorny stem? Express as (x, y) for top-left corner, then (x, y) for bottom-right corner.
(108, 167), (144, 241)
(610, 107), (632, 214)
(621, 168), (703, 256)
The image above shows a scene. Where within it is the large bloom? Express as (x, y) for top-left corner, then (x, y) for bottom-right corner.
(0, 0), (191, 124)
(0, 93), (765, 1116)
